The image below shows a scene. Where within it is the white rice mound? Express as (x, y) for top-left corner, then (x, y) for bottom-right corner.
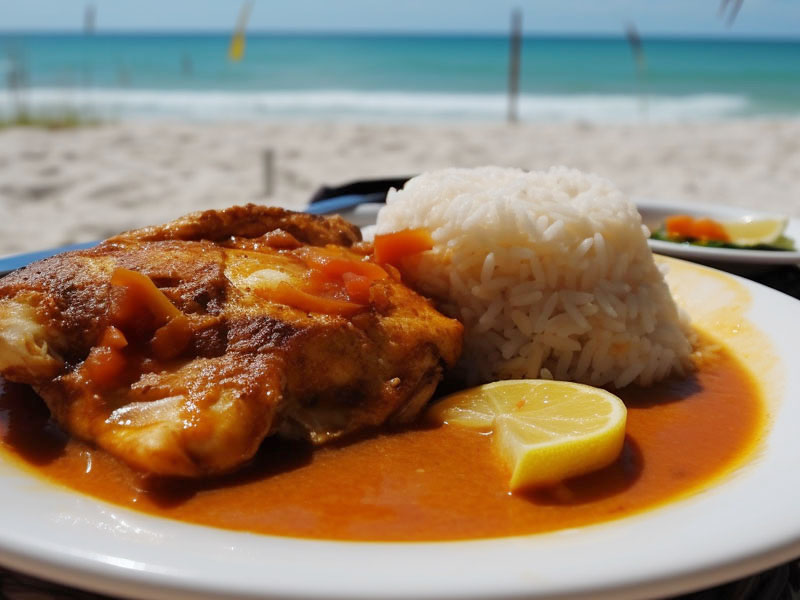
(375, 166), (694, 388)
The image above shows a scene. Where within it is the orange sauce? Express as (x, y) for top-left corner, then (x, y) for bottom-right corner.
(0, 342), (763, 542)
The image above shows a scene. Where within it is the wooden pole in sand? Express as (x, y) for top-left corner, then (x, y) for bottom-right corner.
(263, 149), (274, 198)
(507, 8), (523, 124)
(625, 23), (647, 117)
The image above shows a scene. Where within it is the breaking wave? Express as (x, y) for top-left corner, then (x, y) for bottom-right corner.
(0, 88), (752, 122)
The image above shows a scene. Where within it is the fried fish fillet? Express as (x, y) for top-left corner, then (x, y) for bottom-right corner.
(0, 205), (462, 477)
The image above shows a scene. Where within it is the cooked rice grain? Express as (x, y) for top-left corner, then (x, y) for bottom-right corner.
(375, 166), (694, 388)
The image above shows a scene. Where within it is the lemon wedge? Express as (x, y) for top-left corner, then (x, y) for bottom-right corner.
(721, 217), (788, 246)
(428, 380), (627, 490)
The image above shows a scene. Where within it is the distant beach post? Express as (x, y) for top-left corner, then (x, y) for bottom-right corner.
(625, 22), (647, 117)
(507, 8), (523, 123)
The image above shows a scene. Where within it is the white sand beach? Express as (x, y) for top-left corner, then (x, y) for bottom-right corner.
(2, 118), (800, 256)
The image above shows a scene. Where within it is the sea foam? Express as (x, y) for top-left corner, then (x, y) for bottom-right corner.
(0, 88), (751, 123)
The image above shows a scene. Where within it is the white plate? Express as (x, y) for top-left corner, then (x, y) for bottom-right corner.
(0, 258), (799, 600)
(639, 199), (800, 267)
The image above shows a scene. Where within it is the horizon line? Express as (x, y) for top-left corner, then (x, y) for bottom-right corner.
(0, 28), (799, 42)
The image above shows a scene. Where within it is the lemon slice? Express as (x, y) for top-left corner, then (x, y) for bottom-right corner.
(428, 380), (627, 490)
(721, 217), (788, 246)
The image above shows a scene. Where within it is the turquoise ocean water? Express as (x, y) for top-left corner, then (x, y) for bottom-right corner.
(1, 33), (799, 121)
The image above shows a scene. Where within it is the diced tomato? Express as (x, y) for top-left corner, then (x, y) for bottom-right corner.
(373, 229), (434, 265)
(151, 314), (192, 361)
(311, 258), (385, 303)
(82, 346), (127, 389)
(110, 268), (183, 326)
(292, 246), (387, 306)
(100, 325), (128, 349)
(269, 282), (365, 316)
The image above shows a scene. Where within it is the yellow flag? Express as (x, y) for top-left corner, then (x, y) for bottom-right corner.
(228, 1), (253, 62)
(229, 33), (246, 62)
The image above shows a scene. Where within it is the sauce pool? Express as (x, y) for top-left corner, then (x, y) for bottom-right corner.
(0, 342), (763, 542)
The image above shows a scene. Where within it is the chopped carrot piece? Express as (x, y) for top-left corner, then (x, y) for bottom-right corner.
(382, 263), (402, 281)
(260, 229), (302, 250)
(82, 346), (127, 389)
(268, 282), (365, 316)
(373, 229), (434, 265)
(323, 257), (387, 281)
(342, 272), (373, 305)
(664, 215), (729, 242)
(110, 283), (142, 325)
(307, 260), (386, 294)
(151, 314), (193, 361)
(100, 326), (128, 349)
(692, 218), (729, 242)
(664, 215), (695, 238)
(110, 268), (183, 326)
(298, 247), (387, 281)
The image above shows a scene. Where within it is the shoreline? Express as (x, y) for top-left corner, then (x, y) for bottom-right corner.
(0, 88), (773, 124)
(2, 117), (800, 256)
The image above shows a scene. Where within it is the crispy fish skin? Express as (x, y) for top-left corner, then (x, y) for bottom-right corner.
(0, 205), (462, 477)
(109, 204), (362, 247)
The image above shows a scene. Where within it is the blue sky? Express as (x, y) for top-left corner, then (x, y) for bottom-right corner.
(1, 0), (799, 38)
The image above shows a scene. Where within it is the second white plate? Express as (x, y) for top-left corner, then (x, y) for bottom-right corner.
(638, 199), (800, 267)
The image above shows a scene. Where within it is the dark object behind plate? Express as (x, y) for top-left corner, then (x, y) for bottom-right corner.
(307, 176), (411, 205)
(751, 265), (800, 300)
(305, 176), (411, 217)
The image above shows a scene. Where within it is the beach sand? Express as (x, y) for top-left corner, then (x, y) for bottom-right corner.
(2, 118), (800, 255)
